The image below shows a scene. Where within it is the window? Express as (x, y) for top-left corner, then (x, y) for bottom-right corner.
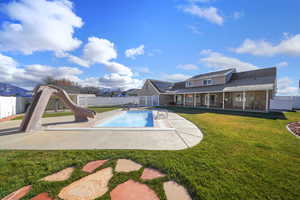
(204, 94), (217, 105)
(185, 94), (193, 103)
(203, 79), (213, 86)
(186, 81), (192, 87)
(235, 93), (243, 102)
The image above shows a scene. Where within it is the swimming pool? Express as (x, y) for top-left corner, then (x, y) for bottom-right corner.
(95, 110), (154, 127)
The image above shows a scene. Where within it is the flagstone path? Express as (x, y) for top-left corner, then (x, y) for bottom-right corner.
(1, 159), (192, 200)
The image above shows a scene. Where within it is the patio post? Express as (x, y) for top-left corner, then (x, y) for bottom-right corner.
(207, 93), (210, 108)
(183, 94), (185, 107)
(173, 95), (176, 105)
(222, 92), (225, 109)
(266, 90), (269, 111)
(193, 93), (196, 107)
(243, 91), (246, 111)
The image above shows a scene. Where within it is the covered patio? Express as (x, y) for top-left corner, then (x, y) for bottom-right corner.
(173, 85), (273, 112)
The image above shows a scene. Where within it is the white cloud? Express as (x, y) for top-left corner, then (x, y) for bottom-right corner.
(187, 25), (202, 35)
(277, 61), (288, 68)
(102, 61), (133, 76)
(0, 53), (83, 88)
(233, 34), (300, 56)
(98, 73), (143, 90)
(0, 53), (141, 90)
(59, 37), (133, 76)
(136, 67), (150, 73)
(147, 49), (162, 57)
(200, 49), (257, 72)
(181, 4), (223, 25)
(83, 37), (117, 64)
(176, 64), (198, 70)
(277, 77), (298, 96)
(0, 0), (83, 54)
(125, 45), (145, 59)
(163, 73), (190, 82)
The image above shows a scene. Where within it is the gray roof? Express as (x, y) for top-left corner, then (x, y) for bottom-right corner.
(168, 67), (276, 94)
(149, 79), (174, 92)
(190, 68), (235, 79)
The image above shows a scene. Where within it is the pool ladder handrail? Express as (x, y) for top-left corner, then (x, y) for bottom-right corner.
(155, 109), (168, 120)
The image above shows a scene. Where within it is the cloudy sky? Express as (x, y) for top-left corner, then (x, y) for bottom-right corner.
(0, 0), (299, 95)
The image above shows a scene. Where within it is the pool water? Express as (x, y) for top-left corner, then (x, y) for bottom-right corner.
(95, 110), (154, 127)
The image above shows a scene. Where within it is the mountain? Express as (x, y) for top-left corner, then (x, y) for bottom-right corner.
(0, 83), (32, 97)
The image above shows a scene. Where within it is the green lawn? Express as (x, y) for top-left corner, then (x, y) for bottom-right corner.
(0, 107), (299, 200)
(12, 106), (119, 120)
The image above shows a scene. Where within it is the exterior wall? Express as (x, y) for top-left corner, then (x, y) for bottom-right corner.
(137, 81), (160, 96)
(187, 76), (226, 87)
(159, 94), (173, 106)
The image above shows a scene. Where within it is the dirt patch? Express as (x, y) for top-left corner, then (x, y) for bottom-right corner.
(287, 122), (300, 137)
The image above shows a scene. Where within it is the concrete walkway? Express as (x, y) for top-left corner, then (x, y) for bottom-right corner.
(0, 110), (202, 150)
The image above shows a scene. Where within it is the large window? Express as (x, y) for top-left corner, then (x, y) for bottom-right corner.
(204, 94), (217, 106)
(186, 81), (192, 87)
(185, 94), (193, 103)
(203, 79), (213, 86)
(235, 93), (243, 102)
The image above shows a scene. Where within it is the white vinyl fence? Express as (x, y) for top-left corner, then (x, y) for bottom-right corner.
(77, 96), (139, 107)
(0, 96), (31, 119)
(270, 96), (300, 111)
(77, 96), (159, 107)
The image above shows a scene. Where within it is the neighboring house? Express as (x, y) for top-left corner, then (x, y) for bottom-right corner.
(138, 67), (277, 112)
(126, 89), (141, 96)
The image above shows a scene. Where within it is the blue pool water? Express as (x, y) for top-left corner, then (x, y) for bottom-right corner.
(95, 110), (154, 127)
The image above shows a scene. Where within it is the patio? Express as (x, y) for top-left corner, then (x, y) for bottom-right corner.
(0, 109), (202, 150)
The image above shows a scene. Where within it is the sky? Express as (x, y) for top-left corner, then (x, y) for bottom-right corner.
(0, 0), (299, 95)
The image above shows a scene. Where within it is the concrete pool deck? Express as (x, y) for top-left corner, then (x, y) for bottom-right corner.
(0, 110), (203, 150)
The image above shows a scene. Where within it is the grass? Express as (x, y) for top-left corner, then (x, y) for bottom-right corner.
(12, 106), (119, 120)
(0, 107), (300, 199)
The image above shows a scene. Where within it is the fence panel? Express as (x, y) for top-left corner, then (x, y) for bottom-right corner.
(0, 96), (16, 119)
(77, 96), (160, 107)
(271, 96), (300, 110)
(77, 96), (140, 107)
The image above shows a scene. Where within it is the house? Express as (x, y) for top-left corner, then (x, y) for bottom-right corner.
(137, 67), (277, 112)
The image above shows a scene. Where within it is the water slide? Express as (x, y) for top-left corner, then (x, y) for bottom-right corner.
(20, 85), (96, 132)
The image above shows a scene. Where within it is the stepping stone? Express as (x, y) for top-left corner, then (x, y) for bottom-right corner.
(110, 179), (159, 200)
(41, 167), (74, 182)
(82, 160), (108, 173)
(140, 168), (166, 180)
(31, 193), (52, 200)
(163, 181), (192, 200)
(58, 167), (113, 200)
(115, 159), (142, 173)
(2, 185), (32, 200)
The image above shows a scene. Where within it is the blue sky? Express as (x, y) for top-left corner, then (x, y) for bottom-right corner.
(0, 0), (299, 95)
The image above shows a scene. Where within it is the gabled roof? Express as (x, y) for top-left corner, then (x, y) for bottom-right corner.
(167, 67), (276, 93)
(189, 68), (235, 80)
(148, 79), (174, 93)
